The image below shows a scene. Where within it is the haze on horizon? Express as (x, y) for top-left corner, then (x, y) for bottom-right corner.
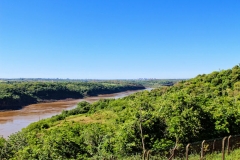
(1, 0), (240, 79)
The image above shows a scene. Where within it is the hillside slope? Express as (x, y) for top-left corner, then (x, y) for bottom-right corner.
(1, 65), (240, 159)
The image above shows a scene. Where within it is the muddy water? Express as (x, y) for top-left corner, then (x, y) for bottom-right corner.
(0, 89), (148, 138)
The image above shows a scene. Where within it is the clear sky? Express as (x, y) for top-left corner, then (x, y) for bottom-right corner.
(0, 0), (240, 79)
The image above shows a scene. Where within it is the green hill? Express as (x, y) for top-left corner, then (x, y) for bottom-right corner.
(0, 81), (145, 110)
(1, 65), (240, 159)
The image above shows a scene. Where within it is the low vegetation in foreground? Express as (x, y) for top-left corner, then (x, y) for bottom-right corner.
(0, 65), (240, 159)
(118, 148), (240, 160)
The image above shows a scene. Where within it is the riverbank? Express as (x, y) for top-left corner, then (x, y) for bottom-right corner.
(0, 81), (145, 111)
(0, 89), (148, 138)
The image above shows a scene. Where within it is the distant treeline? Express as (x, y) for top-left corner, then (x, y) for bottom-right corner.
(105, 79), (182, 88)
(133, 79), (182, 87)
(0, 81), (145, 110)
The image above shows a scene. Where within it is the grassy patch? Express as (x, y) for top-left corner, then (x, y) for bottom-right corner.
(188, 149), (240, 160)
(66, 115), (103, 124)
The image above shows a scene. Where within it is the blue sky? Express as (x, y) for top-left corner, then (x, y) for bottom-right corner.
(0, 0), (240, 79)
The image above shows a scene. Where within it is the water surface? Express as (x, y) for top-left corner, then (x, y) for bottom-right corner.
(0, 89), (149, 138)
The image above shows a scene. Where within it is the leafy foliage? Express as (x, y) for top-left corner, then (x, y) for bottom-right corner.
(1, 65), (240, 159)
(0, 81), (145, 110)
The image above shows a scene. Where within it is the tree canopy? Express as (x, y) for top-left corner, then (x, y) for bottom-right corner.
(0, 81), (145, 110)
(1, 65), (240, 159)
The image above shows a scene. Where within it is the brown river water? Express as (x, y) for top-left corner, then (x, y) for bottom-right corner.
(0, 89), (149, 138)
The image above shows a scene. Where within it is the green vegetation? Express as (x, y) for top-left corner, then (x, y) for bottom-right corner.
(0, 65), (240, 159)
(130, 79), (182, 88)
(0, 78), (182, 88)
(119, 148), (240, 159)
(100, 79), (182, 88)
(0, 81), (145, 110)
(188, 149), (240, 160)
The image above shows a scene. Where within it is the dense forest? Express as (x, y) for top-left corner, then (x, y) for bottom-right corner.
(130, 79), (182, 87)
(0, 65), (240, 159)
(0, 81), (145, 110)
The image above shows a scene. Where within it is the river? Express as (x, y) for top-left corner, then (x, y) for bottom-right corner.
(0, 89), (149, 138)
